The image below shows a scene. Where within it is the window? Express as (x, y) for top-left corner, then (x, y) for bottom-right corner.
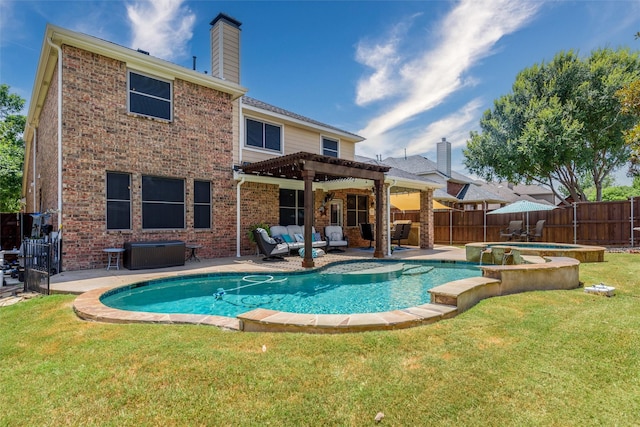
(329, 200), (343, 226)
(128, 71), (172, 120)
(246, 118), (282, 152)
(142, 176), (184, 229)
(322, 137), (339, 157)
(346, 194), (368, 227)
(193, 180), (211, 229)
(106, 172), (131, 230)
(279, 189), (304, 226)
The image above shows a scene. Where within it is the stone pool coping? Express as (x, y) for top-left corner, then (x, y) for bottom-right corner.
(73, 255), (581, 334)
(466, 241), (605, 264)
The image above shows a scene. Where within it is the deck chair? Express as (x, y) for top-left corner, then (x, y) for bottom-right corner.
(499, 220), (524, 241)
(528, 220), (546, 241)
(253, 228), (288, 261)
(359, 223), (374, 249)
(391, 222), (411, 248)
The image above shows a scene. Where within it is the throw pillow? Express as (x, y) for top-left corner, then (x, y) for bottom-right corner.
(282, 234), (293, 243)
(273, 236), (284, 244)
(330, 231), (341, 241)
(294, 233), (304, 242)
(312, 232), (321, 241)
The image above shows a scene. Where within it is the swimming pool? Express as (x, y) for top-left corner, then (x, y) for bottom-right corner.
(100, 260), (481, 317)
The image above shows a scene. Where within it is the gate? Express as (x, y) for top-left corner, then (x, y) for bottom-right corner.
(23, 240), (56, 295)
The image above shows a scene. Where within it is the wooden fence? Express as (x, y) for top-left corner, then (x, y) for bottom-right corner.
(392, 198), (640, 247)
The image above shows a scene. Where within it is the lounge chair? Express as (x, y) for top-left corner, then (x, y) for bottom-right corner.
(253, 228), (289, 261)
(359, 223), (374, 249)
(391, 222), (411, 248)
(325, 225), (348, 252)
(528, 220), (546, 241)
(499, 220), (524, 241)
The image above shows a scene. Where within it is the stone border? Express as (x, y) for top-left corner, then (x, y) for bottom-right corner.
(466, 241), (605, 264)
(73, 257), (580, 333)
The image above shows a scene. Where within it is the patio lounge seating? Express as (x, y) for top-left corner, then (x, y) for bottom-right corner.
(253, 228), (288, 261)
(499, 220), (524, 241)
(391, 221), (411, 248)
(528, 220), (546, 241)
(269, 225), (327, 253)
(359, 223), (374, 249)
(325, 225), (348, 252)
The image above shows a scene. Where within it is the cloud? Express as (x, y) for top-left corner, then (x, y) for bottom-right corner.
(355, 15), (421, 105)
(126, 0), (195, 61)
(355, 0), (541, 140)
(358, 98), (484, 158)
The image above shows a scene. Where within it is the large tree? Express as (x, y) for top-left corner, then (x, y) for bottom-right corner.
(0, 84), (26, 212)
(464, 48), (640, 202)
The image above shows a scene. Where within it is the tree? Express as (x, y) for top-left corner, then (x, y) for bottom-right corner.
(0, 84), (26, 212)
(464, 48), (640, 203)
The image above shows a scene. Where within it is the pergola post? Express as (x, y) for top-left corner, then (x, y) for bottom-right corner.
(373, 178), (385, 258)
(302, 169), (315, 268)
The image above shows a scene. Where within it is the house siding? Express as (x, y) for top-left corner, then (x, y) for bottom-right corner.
(34, 45), (237, 270)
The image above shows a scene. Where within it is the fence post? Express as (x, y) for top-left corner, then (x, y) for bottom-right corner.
(631, 197), (635, 248)
(573, 203), (577, 244)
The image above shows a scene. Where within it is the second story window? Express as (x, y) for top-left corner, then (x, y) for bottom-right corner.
(246, 118), (282, 152)
(322, 137), (339, 157)
(128, 71), (172, 121)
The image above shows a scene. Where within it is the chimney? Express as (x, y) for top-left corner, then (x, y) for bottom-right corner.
(210, 13), (242, 84)
(437, 137), (451, 177)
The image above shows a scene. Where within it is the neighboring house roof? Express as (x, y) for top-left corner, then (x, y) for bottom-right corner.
(456, 183), (507, 204)
(381, 155), (473, 184)
(243, 96), (364, 142)
(355, 155), (443, 191)
(478, 181), (555, 204)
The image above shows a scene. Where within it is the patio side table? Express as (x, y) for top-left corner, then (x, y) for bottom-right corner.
(186, 244), (202, 262)
(103, 248), (125, 270)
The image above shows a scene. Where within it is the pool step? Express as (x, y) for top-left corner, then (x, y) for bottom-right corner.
(402, 265), (435, 275)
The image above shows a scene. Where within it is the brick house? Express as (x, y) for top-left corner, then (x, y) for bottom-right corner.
(22, 14), (439, 271)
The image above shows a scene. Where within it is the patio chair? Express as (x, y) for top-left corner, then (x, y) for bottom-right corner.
(359, 223), (374, 249)
(528, 220), (546, 241)
(391, 222), (411, 248)
(325, 225), (348, 252)
(499, 220), (524, 241)
(253, 228), (288, 261)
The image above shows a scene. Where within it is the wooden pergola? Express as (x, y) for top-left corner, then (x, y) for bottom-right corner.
(240, 152), (390, 267)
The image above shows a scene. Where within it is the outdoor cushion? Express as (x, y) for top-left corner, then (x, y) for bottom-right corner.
(281, 234), (293, 243)
(294, 233), (304, 242)
(313, 232), (321, 241)
(330, 232), (342, 241)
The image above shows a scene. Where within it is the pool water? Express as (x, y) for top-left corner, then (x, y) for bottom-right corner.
(101, 260), (481, 317)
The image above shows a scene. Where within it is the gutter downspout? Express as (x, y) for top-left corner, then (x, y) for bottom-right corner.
(386, 180), (396, 256)
(46, 37), (63, 235)
(47, 37), (63, 272)
(236, 176), (245, 257)
(33, 127), (37, 210)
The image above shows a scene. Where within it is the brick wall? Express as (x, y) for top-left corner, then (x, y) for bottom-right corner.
(35, 45), (237, 270)
(239, 181), (279, 255)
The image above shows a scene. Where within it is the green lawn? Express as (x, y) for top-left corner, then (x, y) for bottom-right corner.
(1, 253), (639, 426)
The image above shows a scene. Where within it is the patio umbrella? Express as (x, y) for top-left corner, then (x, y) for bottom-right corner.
(487, 199), (556, 237)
